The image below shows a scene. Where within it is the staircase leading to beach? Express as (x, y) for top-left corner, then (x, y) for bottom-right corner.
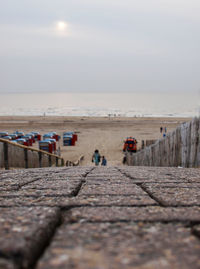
(0, 166), (200, 268)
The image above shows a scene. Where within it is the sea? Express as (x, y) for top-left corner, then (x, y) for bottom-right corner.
(0, 92), (199, 118)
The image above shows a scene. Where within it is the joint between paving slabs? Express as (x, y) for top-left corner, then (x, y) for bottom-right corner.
(59, 217), (200, 226)
(116, 169), (166, 207)
(70, 180), (86, 197)
(82, 167), (95, 177)
(137, 183), (167, 207)
(30, 209), (64, 269)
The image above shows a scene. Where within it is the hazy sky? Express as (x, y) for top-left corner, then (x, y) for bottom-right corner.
(0, 0), (200, 93)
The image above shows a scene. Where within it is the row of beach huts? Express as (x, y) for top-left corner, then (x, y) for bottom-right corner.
(0, 131), (78, 154)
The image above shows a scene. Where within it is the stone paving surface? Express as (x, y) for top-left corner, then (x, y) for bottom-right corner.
(0, 166), (200, 268)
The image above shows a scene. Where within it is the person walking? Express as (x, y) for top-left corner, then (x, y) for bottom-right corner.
(92, 149), (101, 166)
(101, 156), (107, 166)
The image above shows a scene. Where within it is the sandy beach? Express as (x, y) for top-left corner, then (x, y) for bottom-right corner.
(0, 116), (191, 166)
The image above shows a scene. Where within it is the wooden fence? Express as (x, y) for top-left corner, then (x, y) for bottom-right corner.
(0, 138), (64, 170)
(126, 117), (200, 168)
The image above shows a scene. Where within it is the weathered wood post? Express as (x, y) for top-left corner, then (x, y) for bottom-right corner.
(24, 148), (28, 169)
(141, 140), (145, 149)
(3, 142), (9, 170)
(38, 152), (42, 168)
(48, 155), (52, 167)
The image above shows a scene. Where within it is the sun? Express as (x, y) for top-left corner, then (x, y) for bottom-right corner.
(56, 21), (68, 31)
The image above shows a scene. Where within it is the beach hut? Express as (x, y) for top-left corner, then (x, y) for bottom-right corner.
(31, 132), (41, 141)
(63, 132), (74, 136)
(63, 132), (76, 146)
(63, 135), (72, 146)
(73, 133), (78, 142)
(71, 135), (76, 146)
(44, 138), (56, 152)
(21, 135), (33, 146)
(43, 133), (54, 140)
(26, 133), (36, 143)
(51, 132), (60, 141)
(16, 138), (27, 146)
(14, 131), (25, 138)
(3, 136), (12, 140)
(0, 132), (8, 138)
(39, 140), (53, 153)
(8, 134), (18, 140)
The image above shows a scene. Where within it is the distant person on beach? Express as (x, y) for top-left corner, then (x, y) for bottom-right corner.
(101, 156), (107, 166)
(92, 149), (101, 166)
(160, 126), (163, 133)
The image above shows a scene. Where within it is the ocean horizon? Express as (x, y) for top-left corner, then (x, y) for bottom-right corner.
(0, 92), (199, 118)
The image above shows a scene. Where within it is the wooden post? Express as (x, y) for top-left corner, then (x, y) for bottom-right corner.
(141, 140), (145, 150)
(3, 142), (9, 170)
(48, 155), (52, 167)
(24, 148), (28, 169)
(38, 152), (42, 168)
(61, 158), (64, 166)
(56, 157), (58, 167)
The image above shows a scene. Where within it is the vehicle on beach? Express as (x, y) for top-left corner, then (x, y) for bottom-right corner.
(123, 137), (137, 153)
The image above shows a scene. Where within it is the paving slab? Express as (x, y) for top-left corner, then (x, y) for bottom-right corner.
(0, 196), (72, 207)
(37, 222), (200, 269)
(142, 182), (200, 188)
(118, 166), (200, 183)
(21, 178), (83, 188)
(68, 206), (200, 223)
(0, 187), (82, 198)
(0, 207), (61, 268)
(0, 179), (83, 198)
(0, 174), (43, 190)
(79, 184), (147, 196)
(0, 167), (86, 191)
(71, 194), (158, 206)
(0, 195), (157, 208)
(142, 185), (200, 206)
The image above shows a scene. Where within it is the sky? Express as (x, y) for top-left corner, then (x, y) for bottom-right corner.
(0, 0), (200, 93)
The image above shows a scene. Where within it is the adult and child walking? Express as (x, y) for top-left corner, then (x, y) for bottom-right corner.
(92, 149), (107, 166)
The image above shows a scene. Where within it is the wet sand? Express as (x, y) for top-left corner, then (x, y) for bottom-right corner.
(0, 116), (191, 166)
